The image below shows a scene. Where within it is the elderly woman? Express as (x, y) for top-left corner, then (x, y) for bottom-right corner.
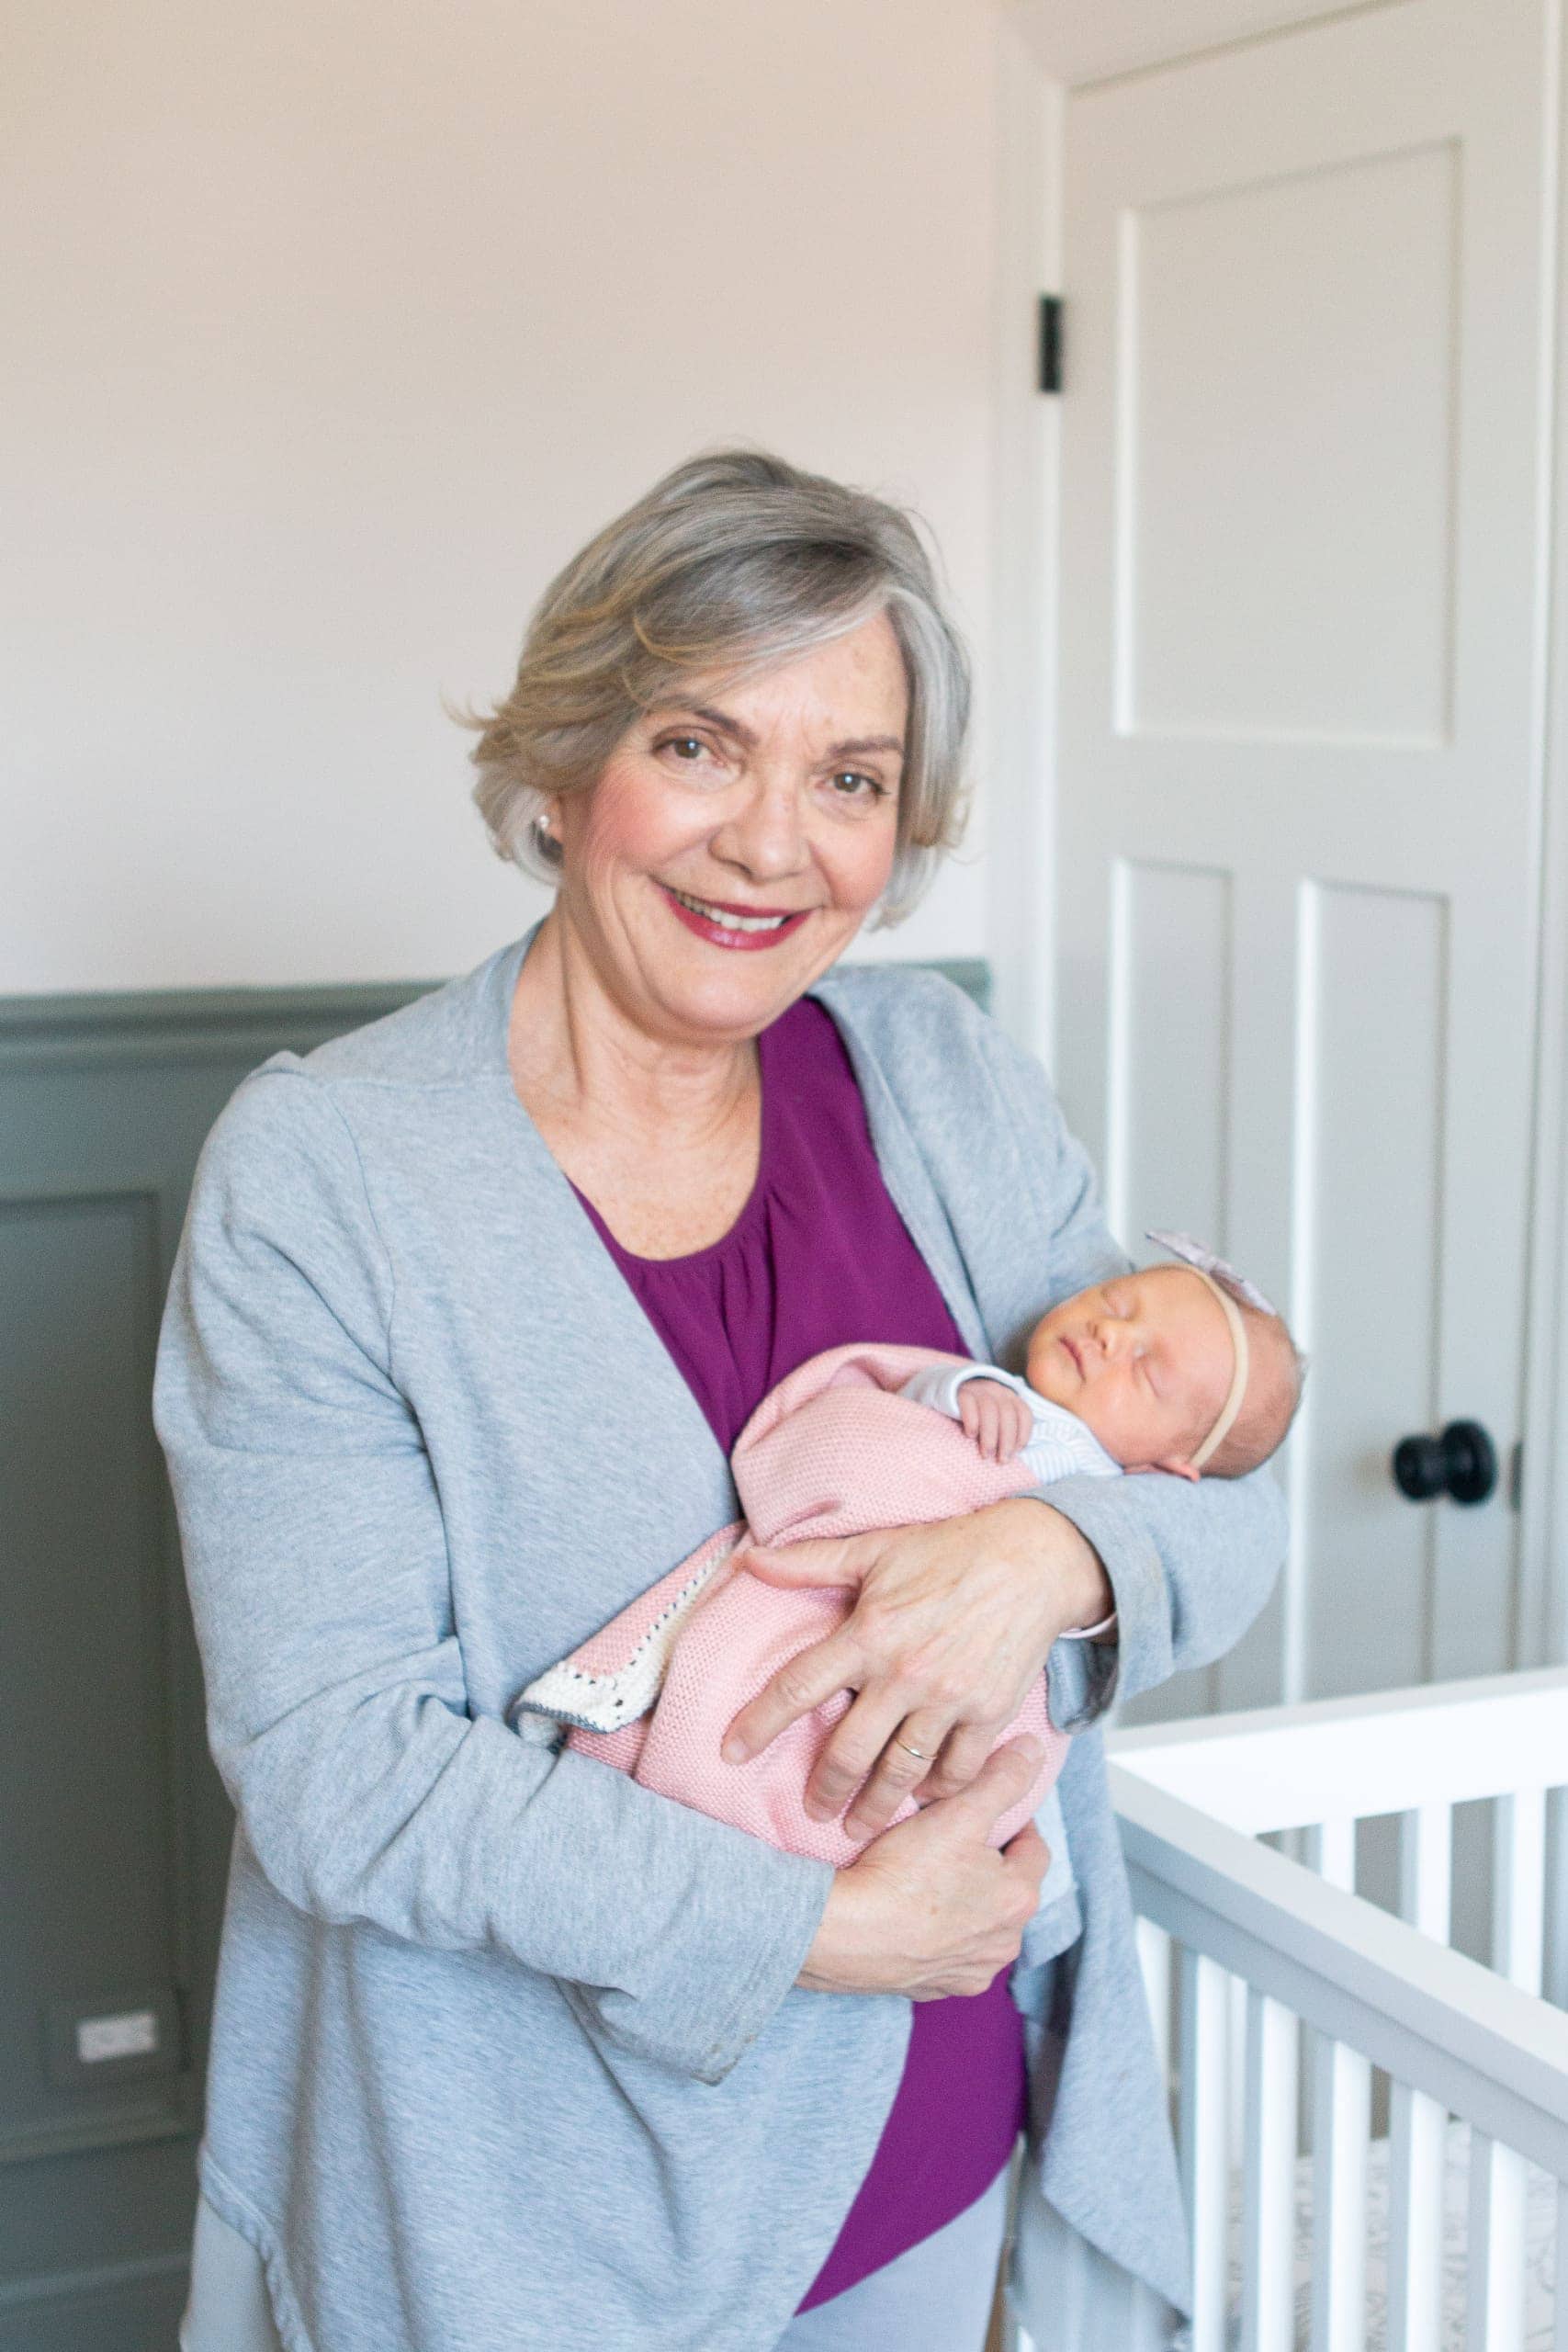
(157, 449), (1285, 2352)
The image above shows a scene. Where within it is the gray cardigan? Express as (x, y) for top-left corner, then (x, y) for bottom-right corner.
(153, 934), (1286, 2352)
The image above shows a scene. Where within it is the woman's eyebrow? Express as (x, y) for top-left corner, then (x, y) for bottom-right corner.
(826, 733), (905, 761)
(647, 702), (904, 762)
(648, 700), (757, 747)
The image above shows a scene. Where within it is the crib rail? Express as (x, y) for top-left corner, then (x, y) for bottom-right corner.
(1109, 1664), (1568, 1834)
(1110, 1766), (1568, 2182)
(1106, 1675), (1568, 2351)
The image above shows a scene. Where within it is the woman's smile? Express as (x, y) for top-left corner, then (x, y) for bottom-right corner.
(659, 882), (816, 952)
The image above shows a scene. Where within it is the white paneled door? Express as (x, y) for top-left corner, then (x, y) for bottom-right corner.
(1054, 0), (1556, 1715)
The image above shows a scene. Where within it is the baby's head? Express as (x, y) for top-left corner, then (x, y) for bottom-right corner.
(1025, 1250), (1303, 1481)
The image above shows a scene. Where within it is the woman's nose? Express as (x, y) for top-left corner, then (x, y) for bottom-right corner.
(710, 780), (810, 882)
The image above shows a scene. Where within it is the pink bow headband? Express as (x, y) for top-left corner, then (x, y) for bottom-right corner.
(1145, 1230), (1280, 1471)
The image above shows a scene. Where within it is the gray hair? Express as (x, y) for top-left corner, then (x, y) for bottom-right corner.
(464, 447), (972, 925)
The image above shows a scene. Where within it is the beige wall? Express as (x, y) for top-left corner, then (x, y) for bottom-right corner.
(2, 0), (1010, 994)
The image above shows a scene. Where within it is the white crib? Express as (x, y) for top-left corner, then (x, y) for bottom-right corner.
(1065, 1667), (1568, 2351)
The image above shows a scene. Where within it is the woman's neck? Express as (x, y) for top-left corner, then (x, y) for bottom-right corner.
(509, 910), (758, 1150)
(507, 912), (773, 1257)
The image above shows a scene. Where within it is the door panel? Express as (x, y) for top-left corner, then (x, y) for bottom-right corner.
(1107, 859), (1232, 1254)
(1055, 0), (1551, 1716)
(1291, 881), (1448, 1699)
(1120, 141), (1458, 745)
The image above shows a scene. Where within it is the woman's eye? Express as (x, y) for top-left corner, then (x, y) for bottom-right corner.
(826, 770), (885, 801)
(654, 733), (732, 781)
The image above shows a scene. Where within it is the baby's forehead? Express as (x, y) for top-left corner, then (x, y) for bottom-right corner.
(1122, 1261), (1205, 1308)
(1133, 1263), (1233, 1342)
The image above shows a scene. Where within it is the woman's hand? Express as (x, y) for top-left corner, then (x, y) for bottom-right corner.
(797, 1738), (1051, 1998)
(722, 1498), (1111, 1839)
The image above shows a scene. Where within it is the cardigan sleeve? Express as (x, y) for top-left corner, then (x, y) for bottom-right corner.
(153, 1070), (829, 2086)
(970, 1006), (1290, 1735)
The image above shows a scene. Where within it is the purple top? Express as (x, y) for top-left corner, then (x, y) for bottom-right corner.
(572, 995), (1027, 2312)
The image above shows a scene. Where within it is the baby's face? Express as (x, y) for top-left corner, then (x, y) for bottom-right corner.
(1025, 1264), (1235, 1476)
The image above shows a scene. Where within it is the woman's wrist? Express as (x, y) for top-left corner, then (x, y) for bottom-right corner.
(796, 1871), (877, 1994)
(988, 1497), (1114, 1643)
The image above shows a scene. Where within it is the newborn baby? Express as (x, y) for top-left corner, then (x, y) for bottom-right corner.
(901, 1228), (1303, 1487)
(515, 1232), (1302, 1867)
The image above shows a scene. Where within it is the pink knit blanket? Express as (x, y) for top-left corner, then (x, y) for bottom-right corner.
(516, 1342), (1066, 1865)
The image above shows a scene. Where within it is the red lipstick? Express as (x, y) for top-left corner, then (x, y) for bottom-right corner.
(660, 884), (813, 953)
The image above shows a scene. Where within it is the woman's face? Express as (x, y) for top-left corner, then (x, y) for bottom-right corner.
(547, 609), (908, 1048)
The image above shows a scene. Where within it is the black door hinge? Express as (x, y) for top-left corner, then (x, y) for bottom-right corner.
(1038, 295), (1063, 394)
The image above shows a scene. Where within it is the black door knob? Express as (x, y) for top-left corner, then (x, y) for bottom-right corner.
(1392, 1420), (1498, 1506)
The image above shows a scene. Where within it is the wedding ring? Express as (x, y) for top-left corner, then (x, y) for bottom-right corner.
(894, 1736), (932, 1762)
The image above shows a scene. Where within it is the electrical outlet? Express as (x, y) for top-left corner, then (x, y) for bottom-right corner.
(44, 1988), (182, 2087)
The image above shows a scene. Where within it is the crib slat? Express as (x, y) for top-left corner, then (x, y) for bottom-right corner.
(1136, 1917), (1172, 2088)
(1400, 1802), (1454, 1940)
(1387, 2083), (1447, 2352)
(1241, 1988), (1298, 2352)
(1302, 1823), (1367, 2352)
(1493, 1789), (1547, 1996)
(1179, 1948), (1230, 2352)
(1481, 1784), (1543, 2351)
(1388, 1803), (1453, 2352)
(1466, 2131), (1526, 2349)
(1306, 1817), (1356, 1893)
(1309, 2031), (1370, 2352)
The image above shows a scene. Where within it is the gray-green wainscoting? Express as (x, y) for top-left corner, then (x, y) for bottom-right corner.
(0, 956), (987, 2352)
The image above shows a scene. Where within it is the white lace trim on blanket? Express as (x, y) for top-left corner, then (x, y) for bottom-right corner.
(511, 1532), (744, 1736)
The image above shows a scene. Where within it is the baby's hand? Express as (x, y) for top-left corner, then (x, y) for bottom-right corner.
(957, 1379), (1033, 1464)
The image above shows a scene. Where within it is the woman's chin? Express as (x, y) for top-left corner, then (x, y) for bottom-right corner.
(645, 965), (810, 1044)
(647, 925), (854, 1037)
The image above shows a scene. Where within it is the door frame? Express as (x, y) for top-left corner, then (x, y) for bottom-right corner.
(1520, 0), (1568, 1671)
(993, 0), (1568, 1671)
